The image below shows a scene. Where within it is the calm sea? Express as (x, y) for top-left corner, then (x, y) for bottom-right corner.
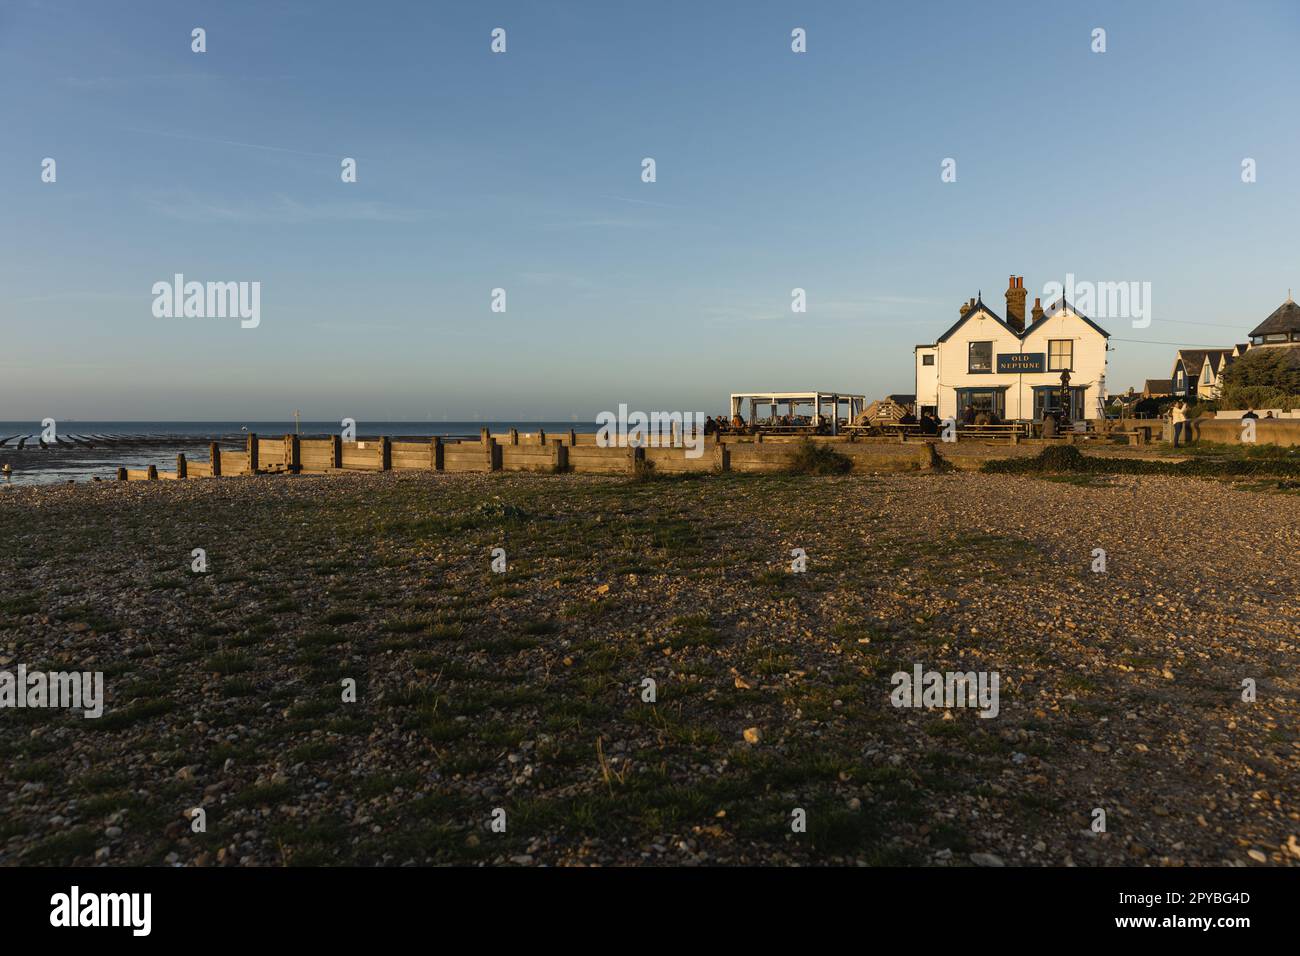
(0, 421), (599, 486)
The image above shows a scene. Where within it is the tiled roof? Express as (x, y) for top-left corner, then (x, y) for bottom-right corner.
(1249, 297), (1300, 338)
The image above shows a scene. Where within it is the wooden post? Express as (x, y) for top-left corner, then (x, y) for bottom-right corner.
(209, 443), (222, 477)
(715, 443), (730, 473)
(116, 467), (127, 481)
(331, 435), (342, 469)
(537, 428), (546, 445)
(176, 453), (187, 478)
(568, 428), (577, 446)
(487, 437), (501, 471)
(555, 443), (568, 473)
(508, 428), (519, 445)
(480, 427), (490, 446)
(430, 436), (444, 470)
(246, 433), (259, 473)
(631, 445), (646, 474)
(285, 433), (301, 473)
(380, 436), (391, 471)
(146, 465), (158, 481)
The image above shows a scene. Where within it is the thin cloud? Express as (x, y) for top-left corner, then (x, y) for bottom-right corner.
(599, 194), (689, 210)
(142, 191), (425, 224)
(122, 126), (346, 160)
(540, 218), (651, 230)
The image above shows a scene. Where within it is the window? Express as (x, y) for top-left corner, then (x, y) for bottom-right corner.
(1048, 339), (1073, 371)
(1034, 387), (1084, 422)
(922, 354), (935, 366)
(968, 341), (993, 373)
(956, 388), (1005, 419)
(1266, 333), (1288, 343)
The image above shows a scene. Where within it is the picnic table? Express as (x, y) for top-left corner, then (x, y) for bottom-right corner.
(955, 423), (1029, 444)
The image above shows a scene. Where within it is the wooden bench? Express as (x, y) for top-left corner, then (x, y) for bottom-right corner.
(957, 424), (1027, 444)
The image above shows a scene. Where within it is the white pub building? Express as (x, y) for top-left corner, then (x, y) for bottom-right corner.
(915, 276), (1110, 424)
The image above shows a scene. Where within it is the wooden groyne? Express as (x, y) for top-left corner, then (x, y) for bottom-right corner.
(114, 429), (941, 481)
(0, 432), (226, 450)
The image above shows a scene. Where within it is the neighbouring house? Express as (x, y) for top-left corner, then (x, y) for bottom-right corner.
(1108, 389), (1142, 413)
(1165, 295), (1297, 401)
(1248, 294), (1300, 347)
(1171, 348), (1235, 401)
(914, 275), (1110, 422)
(1142, 378), (1173, 399)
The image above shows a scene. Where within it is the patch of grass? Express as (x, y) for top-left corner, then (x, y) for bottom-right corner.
(985, 444), (1300, 479)
(24, 827), (99, 864)
(95, 698), (174, 731)
(785, 438), (853, 475)
(205, 652), (253, 675)
(322, 610), (361, 626)
(287, 741), (342, 763)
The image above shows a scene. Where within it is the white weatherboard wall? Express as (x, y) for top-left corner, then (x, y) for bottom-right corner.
(933, 311), (1023, 420)
(1020, 307), (1109, 419)
(918, 303), (1108, 421)
(915, 346), (938, 410)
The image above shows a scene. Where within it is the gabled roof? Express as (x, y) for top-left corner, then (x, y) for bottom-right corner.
(937, 293), (1110, 346)
(1248, 296), (1300, 338)
(1171, 348), (1233, 379)
(1027, 298), (1111, 339)
(935, 298), (1021, 344)
(1143, 378), (1173, 395)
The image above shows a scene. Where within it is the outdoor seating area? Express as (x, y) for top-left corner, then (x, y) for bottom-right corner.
(722, 391), (867, 437)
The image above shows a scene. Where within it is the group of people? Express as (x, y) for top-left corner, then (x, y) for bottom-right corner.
(704, 413), (833, 436)
(888, 410), (942, 435)
(1169, 400), (1275, 447)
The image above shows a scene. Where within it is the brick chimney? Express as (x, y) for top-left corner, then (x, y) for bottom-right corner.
(1030, 296), (1045, 326)
(1005, 275), (1027, 333)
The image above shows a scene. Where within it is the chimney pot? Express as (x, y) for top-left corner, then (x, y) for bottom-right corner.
(1005, 274), (1028, 333)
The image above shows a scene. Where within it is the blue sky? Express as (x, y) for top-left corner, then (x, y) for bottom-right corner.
(2, 0), (1298, 420)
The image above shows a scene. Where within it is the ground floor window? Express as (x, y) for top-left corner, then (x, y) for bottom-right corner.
(955, 388), (1007, 421)
(1033, 386), (1085, 421)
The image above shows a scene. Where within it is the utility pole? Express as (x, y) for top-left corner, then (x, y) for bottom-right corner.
(293, 410), (301, 435)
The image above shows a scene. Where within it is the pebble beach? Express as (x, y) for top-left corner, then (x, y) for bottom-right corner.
(1, 468), (1297, 866)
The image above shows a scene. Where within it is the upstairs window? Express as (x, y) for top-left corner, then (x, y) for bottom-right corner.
(1048, 339), (1073, 371)
(968, 341), (992, 373)
(922, 354), (935, 366)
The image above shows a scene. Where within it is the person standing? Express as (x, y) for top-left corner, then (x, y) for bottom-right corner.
(1170, 399), (1188, 448)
